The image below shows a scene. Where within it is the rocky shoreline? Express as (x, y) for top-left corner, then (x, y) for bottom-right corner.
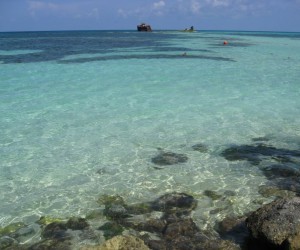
(1, 140), (300, 249)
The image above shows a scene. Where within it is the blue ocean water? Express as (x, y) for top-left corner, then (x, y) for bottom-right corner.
(0, 30), (300, 237)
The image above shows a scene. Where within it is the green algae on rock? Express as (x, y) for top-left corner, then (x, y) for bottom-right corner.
(0, 222), (27, 237)
(36, 216), (64, 226)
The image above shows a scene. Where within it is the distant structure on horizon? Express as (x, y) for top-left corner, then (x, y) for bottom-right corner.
(182, 26), (194, 32)
(137, 23), (152, 32)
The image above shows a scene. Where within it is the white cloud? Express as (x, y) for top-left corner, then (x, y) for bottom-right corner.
(191, 0), (201, 13)
(153, 1), (166, 9)
(28, 1), (59, 16)
(202, 0), (268, 16)
(152, 1), (166, 16)
(117, 1), (167, 18)
(117, 7), (145, 19)
(175, 0), (202, 14)
(206, 0), (230, 7)
(116, 0), (269, 20)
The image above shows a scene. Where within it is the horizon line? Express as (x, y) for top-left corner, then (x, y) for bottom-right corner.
(1, 29), (300, 33)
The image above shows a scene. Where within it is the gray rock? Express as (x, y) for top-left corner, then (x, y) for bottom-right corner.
(104, 204), (129, 219)
(246, 197), (300, 248)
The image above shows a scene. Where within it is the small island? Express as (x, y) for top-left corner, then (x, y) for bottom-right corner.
(182, 26), (194, 32)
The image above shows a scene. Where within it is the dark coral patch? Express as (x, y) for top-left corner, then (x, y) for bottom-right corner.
(220, 144), (300, 165)
(261, 165), (300, 180)
(151, 152), (188, 166)
(192, 143), (209, 153)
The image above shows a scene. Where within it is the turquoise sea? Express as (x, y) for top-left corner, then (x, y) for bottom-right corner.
(1, 30), (300, 245)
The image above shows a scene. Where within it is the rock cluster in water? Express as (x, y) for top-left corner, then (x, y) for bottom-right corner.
(2, 140), (300, 249)
(217, 140), (300, 249)
(246, 197), (300, 249)
(0, 192), (240, 250)
(221, 142), (300, 198)
(221, 143), (300, 166)
(3, 191), (300, 249)
(99, 192), (239, 250)
(150, 143), (209, 168)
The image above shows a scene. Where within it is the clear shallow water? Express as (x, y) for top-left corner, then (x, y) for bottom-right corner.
(0, 30), (300, 231)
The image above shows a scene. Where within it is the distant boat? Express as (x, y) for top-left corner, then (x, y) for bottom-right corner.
(137, 23), (152, 32)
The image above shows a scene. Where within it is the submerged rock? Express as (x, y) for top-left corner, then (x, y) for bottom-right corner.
(192, 143), (209, 153)
(216, 216), (249, 245)
(126, 202), (153, 215)
(223, 190), (237, 196)
(145, 239), (167, 250)
(221, 144), (300, 165)
(104, 204), (129, 220)
(98, 222), (124, 239)
(0, 236), (19, 249)
(98, 194), (130, 220)
(163, 226), (240, 250)
(163, 218), (199, 240)
(41, 222), (69, 240)
(141, 215), (240, 250)
(0, 222), (27, 237)
(258, 185), (296, 199)
(246, 197), (300, 248)
(271, 178), (300, 194)
(151, 152), (188, 166)
(261, 164), (300, 180)
(81, 235), (150, 250)
(97, 195), (125, 207)
(66, 217), (89, 230)
(203, 190), (223, 200)
(126, 217), (166, 234)
(86, 209), (104, 220)
(151, 192), (197, 214)
(28, 239), (72, 250)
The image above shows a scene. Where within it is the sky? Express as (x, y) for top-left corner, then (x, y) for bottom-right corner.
(0, 0), (300, 32)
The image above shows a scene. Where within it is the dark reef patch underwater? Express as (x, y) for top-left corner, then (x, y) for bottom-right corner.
(0, 30), (236, 64)
(221, 142), (300, 196)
